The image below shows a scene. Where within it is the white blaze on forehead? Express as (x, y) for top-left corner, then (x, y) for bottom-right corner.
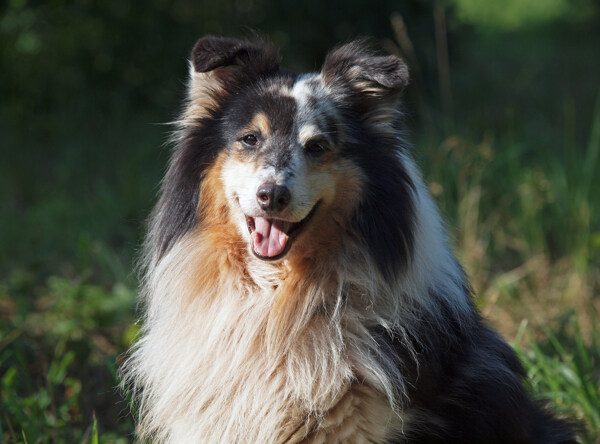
(219, 75), (340, 244)
(291, 74), (341, 145)
(291, 74), (324, 124)
(293, 76), (320, 142)
(291, 74), (319, 103)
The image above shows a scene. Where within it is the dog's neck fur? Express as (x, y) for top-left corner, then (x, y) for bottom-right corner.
(124, 152), (470, 443)
(122, 36), (576, 443)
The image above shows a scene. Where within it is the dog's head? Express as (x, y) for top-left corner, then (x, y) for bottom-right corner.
(155, 37), (415, 276)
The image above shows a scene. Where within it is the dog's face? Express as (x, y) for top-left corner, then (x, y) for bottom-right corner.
(157, 37), (415, 273)
(219, 76), (361, 260)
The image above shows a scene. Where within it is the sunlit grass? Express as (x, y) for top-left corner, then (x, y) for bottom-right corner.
(0, 258), (136, 443)
(415, 94), (599, 442)
(514, 318), (600, 443)
(1, 74), (598, 444)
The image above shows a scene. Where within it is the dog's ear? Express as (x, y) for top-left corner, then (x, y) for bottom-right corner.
(191, 36), (279, 76)
(321, 41), (409, 123)
(186, 36), (280, 118)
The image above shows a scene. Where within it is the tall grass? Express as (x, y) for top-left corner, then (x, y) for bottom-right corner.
(0, 264), (136, 443)
(514, 318), (600, 442)
(1, 46), (598, 444)
(415, 94), (600, 442)
(419, 92), (599, 330)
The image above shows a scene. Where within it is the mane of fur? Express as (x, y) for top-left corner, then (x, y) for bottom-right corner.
(121, 37), (576, 443)
(122, 137), (468, 443)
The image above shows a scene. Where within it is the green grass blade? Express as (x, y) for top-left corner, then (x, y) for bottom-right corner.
(584, 91), (600, 187)
(92, 413), (99, 444)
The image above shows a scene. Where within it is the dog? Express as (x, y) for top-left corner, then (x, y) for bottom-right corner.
(121, 36), (576, 443)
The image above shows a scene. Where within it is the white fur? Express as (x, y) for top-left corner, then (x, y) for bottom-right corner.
(122, 70), (470, 444)
(122, 151), (468, 442)
(221, 154), (320, 225)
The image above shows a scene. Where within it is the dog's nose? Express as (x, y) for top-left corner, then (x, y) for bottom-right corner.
(256, 182), (291, 212)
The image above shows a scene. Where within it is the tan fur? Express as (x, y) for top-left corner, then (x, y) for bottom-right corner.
(123, 61), (471, 441)
(123, 38), (575, 443)
(129, 231), (404, 442)
(183, 67), (222, 122)
(285, 385), (399, 443)
(122, 141), (468, 443)
(182, 63), (251, 124)
(298, 124), (321, 145)
(122, 137), (469, 442)
(245, 112), (272, 136)
(126, 148), (404, 440)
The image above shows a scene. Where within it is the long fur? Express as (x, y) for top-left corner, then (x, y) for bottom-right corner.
(121, 37), (576, 443)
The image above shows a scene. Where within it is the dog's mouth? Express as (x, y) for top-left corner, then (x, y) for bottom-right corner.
(245, 203), (319, 261)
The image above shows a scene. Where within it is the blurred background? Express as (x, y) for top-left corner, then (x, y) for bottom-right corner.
(1, 0), (599, 442)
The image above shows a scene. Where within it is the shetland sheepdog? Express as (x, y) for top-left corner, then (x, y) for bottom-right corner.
(122, 36), (576, 443)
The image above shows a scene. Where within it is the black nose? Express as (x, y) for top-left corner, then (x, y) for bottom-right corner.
(256, 182), (291, 212)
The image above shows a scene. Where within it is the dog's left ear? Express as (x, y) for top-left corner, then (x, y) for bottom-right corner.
(321, 41), (409, 123)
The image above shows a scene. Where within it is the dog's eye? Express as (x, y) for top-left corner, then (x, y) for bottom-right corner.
(305, 140), (328, 156)
(241, 134), (259, 147)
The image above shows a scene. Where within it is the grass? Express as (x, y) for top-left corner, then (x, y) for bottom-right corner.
(414, 93), (600, 442)
(514, 318), (600, 439)
(1, 60), (599, 444)
(1, 121), (597, 443)
(0, 264), (136, 443)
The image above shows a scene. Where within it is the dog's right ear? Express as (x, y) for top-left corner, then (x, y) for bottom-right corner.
(186, 36), (280, 118)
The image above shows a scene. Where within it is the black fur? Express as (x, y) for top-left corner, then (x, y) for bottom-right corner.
(152, 117), (222, 259)
(150, 36), (577, 442)
(322, 40), (410, 116)
(152, 37), (284, 260)
(191, 36), (280, 81)
(221, 77), (299, 171)
(321, 42), (416, 277)
(346, 130), (416, 279)
(373, 292), (577, 443)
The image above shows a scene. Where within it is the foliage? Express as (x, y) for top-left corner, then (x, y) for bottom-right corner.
(1, 0), (599, 442)
(451, 0), (595, 30)
(0, 260), (135, 443)
(514, 318), (600, 442)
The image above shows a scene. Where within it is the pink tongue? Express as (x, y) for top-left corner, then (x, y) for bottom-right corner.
(251, 217), (290, 257)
